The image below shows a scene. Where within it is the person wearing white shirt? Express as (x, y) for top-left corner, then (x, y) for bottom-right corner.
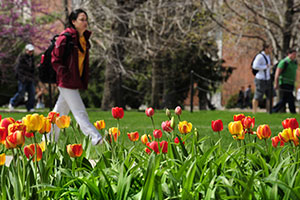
(252, 44), (272, 113)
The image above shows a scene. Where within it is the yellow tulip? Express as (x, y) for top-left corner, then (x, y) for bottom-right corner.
(39, 117), (52, 134)
(228, 121), (243, 136)
(178, 121), (192, 134)
(22, 114), (44, 132)
(39, 141), (46, 152)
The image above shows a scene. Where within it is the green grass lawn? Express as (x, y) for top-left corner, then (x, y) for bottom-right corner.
(1, 109), (298, 156)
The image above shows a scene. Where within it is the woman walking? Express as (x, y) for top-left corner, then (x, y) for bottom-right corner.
(50, 9), (102, 145)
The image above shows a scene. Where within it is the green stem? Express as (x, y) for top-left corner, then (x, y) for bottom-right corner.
(264, 139), (268, 154)
(151, 117), (155, 130)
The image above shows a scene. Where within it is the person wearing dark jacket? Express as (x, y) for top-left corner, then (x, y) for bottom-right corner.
(9, 44), (36, 112)
(49, 9), (102, 145)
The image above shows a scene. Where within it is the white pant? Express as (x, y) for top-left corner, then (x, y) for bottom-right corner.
(47, 87), (102, 145)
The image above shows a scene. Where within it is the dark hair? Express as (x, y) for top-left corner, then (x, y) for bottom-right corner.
(262, 43), (270, 51)
(288, 49), (296, 54)
(68, 9), (88, 29)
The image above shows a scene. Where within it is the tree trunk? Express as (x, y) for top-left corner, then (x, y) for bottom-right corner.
(151, 62), (161, 108)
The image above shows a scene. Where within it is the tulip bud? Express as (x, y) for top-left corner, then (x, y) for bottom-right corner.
(165, 109), (171, 118)
(175, 106), (182, 115)
(170, 116), (175, 129)
(145, 107), (154, 117)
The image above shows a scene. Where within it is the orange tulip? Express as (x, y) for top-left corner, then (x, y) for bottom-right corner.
(256, 125), (271, 140)
(22, 114), (43, 132)
(39, 117), (52, 134)
(141, 134), (152, 144)
(55, 115), (71, 129)
(127, 131), (139, 141)
(66, 144), (83, 158)
(178, 121), (192, 134)
(233, 114), (245, 122)
(232, 130), (245, 140)
(109, 127), (120, 141)
(94, 120), (105, 130)
(0, 153), (5, 166)
(24, 144), (43, 162)
(47, 111), (60, 123)
(228, 121), (243, 136)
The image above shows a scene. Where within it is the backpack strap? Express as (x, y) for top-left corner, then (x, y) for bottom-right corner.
(61, 32), (73, 59)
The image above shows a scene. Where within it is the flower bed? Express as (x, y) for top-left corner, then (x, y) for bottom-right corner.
(0, 108), (300, 199)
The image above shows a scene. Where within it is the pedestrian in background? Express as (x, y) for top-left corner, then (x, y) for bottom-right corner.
(9, 44), (36, 112)
(252, 44), (272, 113)
(272, 49), (298, 114)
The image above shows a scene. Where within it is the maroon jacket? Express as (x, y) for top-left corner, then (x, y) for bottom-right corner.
(51, 27), (91, 90)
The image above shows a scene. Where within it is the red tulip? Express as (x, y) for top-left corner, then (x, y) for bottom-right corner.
(111, 107), (124, 119)
(0, 127), (5, 144)
(24, 144), (43, 162)
(144, 146), (151, 155)
(271, 136), (285, 148)
(5, 133), (17, 149)
(153, 129), (162, 139)
(25, 131), (34, 138)
(145, 107), (154, 117)
(67, 144), (83, 158)
(233, 114), (245, 122)
(242, 116), (255, 129)
(211, 120), (223, 132)
(47, 111), (60, 123)
(174, 137), (185, 145)
(175, 106), (182, 115)
(0, 117), (15, 138)
(148, 141), (159, 154)
(160, 141), (168, 153)
(282, 118), (299, 130)
(127, 131), (139, 141)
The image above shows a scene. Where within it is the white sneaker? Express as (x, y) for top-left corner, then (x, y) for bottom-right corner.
(28, 108), (35, 112)
(8, 103), (14, 111)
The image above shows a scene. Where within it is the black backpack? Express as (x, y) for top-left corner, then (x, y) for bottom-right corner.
(38, 32), (72, 83)
(271, 59), (288, 81)
(251, 53), (268, 76)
